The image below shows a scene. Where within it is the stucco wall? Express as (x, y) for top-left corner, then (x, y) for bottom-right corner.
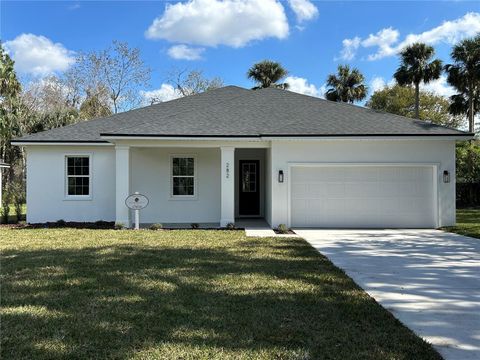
(24, 139), (456, 228)
(130, 147), (221, 223)
(26, 145), (116, 223)
(269, 139), (456, 228)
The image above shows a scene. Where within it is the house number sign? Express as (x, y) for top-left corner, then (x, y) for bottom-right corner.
(125, 193), (149, 210)
(226, 162), (230, 179)
(125, 192), (149, 230)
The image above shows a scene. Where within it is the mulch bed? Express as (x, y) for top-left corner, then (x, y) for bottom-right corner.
(0, 222), (241, 231)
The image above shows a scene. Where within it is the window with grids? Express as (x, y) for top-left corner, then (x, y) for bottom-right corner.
(242, 162), (257, 192)
(66, 156), (90, 196)
(172, 157), (195, 196)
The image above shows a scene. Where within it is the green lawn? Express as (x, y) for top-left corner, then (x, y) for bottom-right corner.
(444, 207), (480, 239)
(0, 229), (440, 360)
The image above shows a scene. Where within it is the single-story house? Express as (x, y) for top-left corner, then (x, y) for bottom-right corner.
(12, 86), (473, 228)
(0, 161), (10, 207)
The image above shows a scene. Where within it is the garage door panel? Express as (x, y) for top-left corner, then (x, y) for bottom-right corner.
(325, 182), (345, 197)
(291, 184), (307, 198)
(291, 165), (435, 228)
(307, 183), (326, 198)
(378, 167), (397, 181)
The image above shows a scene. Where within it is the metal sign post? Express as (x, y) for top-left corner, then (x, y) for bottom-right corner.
(125, 192), (149, 230)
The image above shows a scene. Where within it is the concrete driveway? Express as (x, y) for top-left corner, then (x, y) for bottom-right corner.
(294, 229), (480, 360)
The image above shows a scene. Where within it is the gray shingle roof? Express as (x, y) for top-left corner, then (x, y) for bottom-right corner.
(13, 86), (472, 143)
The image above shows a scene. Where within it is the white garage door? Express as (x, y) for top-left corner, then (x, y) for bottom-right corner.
(290, 165), (436, 228)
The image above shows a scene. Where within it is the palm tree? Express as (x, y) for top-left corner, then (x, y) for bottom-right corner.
(247, 60), (289, 90)
(325, 65), (367, 103)
(394, 43), (442, 119)
(445, 35), (480, 134)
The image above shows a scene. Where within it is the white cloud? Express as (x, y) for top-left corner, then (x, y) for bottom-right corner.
(400, 12), (480, 49)
(362, 28), (400, 60)
(4, 33), (75, 76)
(370, 77), (387, 93)
(167, 44), (205, 60)
(421, 75), (456, 98)
(287, 0), (318, 22)
(285, 76), (324, 98)
(370, 77), (396, 93)
(370, 75), (455, 98)
(337, 36), (361, 61)
(338, 12), (480, 61)
(140, 84), (182, 105)
(145, 0), (289, 48)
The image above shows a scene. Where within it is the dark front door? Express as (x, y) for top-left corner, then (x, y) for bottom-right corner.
(239, 160), (260, 216)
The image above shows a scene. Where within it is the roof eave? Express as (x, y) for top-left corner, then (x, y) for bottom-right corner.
(100, 133), (474, 141)
(11, 140), (113, 146)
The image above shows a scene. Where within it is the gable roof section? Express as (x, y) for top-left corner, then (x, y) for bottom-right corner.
(13, 85), (473, 143)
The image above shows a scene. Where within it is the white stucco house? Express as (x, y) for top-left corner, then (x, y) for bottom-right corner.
(12, 86), (473, 228)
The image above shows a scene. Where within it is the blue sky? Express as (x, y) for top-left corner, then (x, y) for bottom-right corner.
(2, 1), (480, 103)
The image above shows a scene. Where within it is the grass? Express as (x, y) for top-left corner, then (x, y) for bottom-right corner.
(0, 229), (440, 360)
(444, 207), (480, 239)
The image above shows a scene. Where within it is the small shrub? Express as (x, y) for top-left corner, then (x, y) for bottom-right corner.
(114, 222), (126, 230)
(14, 202), (23, 222)
(94, 220), (111, 228)
(226, 222), (235, 230)
(277, 224), (289, 234)
(11, 181), (25, 223)
(1, 186), (13, 224)
(56, 219), (67, 227)
(1, 201), (10, 224)
(191, 223), (199, 229)
(149, 223), (163, 231)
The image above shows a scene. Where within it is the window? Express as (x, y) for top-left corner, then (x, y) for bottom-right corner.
(242, 162), (257, 192)
(171, 156), (195, 197)
(66, 156), (90, 197)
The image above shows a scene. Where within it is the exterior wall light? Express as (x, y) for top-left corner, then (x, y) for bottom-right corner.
(278, 170), (284, 183)
(443, 170), (450, 183)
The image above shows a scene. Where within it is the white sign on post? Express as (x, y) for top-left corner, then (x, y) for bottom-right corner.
(125, 192), (149, 230)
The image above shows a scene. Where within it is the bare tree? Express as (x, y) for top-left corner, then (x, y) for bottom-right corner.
(65, 41), (151, 114)
(103, 41), (151, 113)
(22, 76), (71, 113)
(167, 68), (224, 97)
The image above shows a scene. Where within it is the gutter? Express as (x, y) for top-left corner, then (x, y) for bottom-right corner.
(11, 132), (475, 145)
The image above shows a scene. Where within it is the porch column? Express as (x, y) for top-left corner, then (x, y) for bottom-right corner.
(220, 146), (235, 227)
(115, 145), (130, 227)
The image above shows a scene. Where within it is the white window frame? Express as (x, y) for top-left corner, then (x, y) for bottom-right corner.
(169, 154), (197, 200)
(64, 154), (93, 200)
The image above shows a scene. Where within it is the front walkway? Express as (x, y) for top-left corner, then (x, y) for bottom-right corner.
(294, 229), (480, 360)
(238, 219), (300, 237)
(237, 218), (276, 237)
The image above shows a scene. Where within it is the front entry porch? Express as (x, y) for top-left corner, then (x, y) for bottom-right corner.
(113, 142), (271, 228)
